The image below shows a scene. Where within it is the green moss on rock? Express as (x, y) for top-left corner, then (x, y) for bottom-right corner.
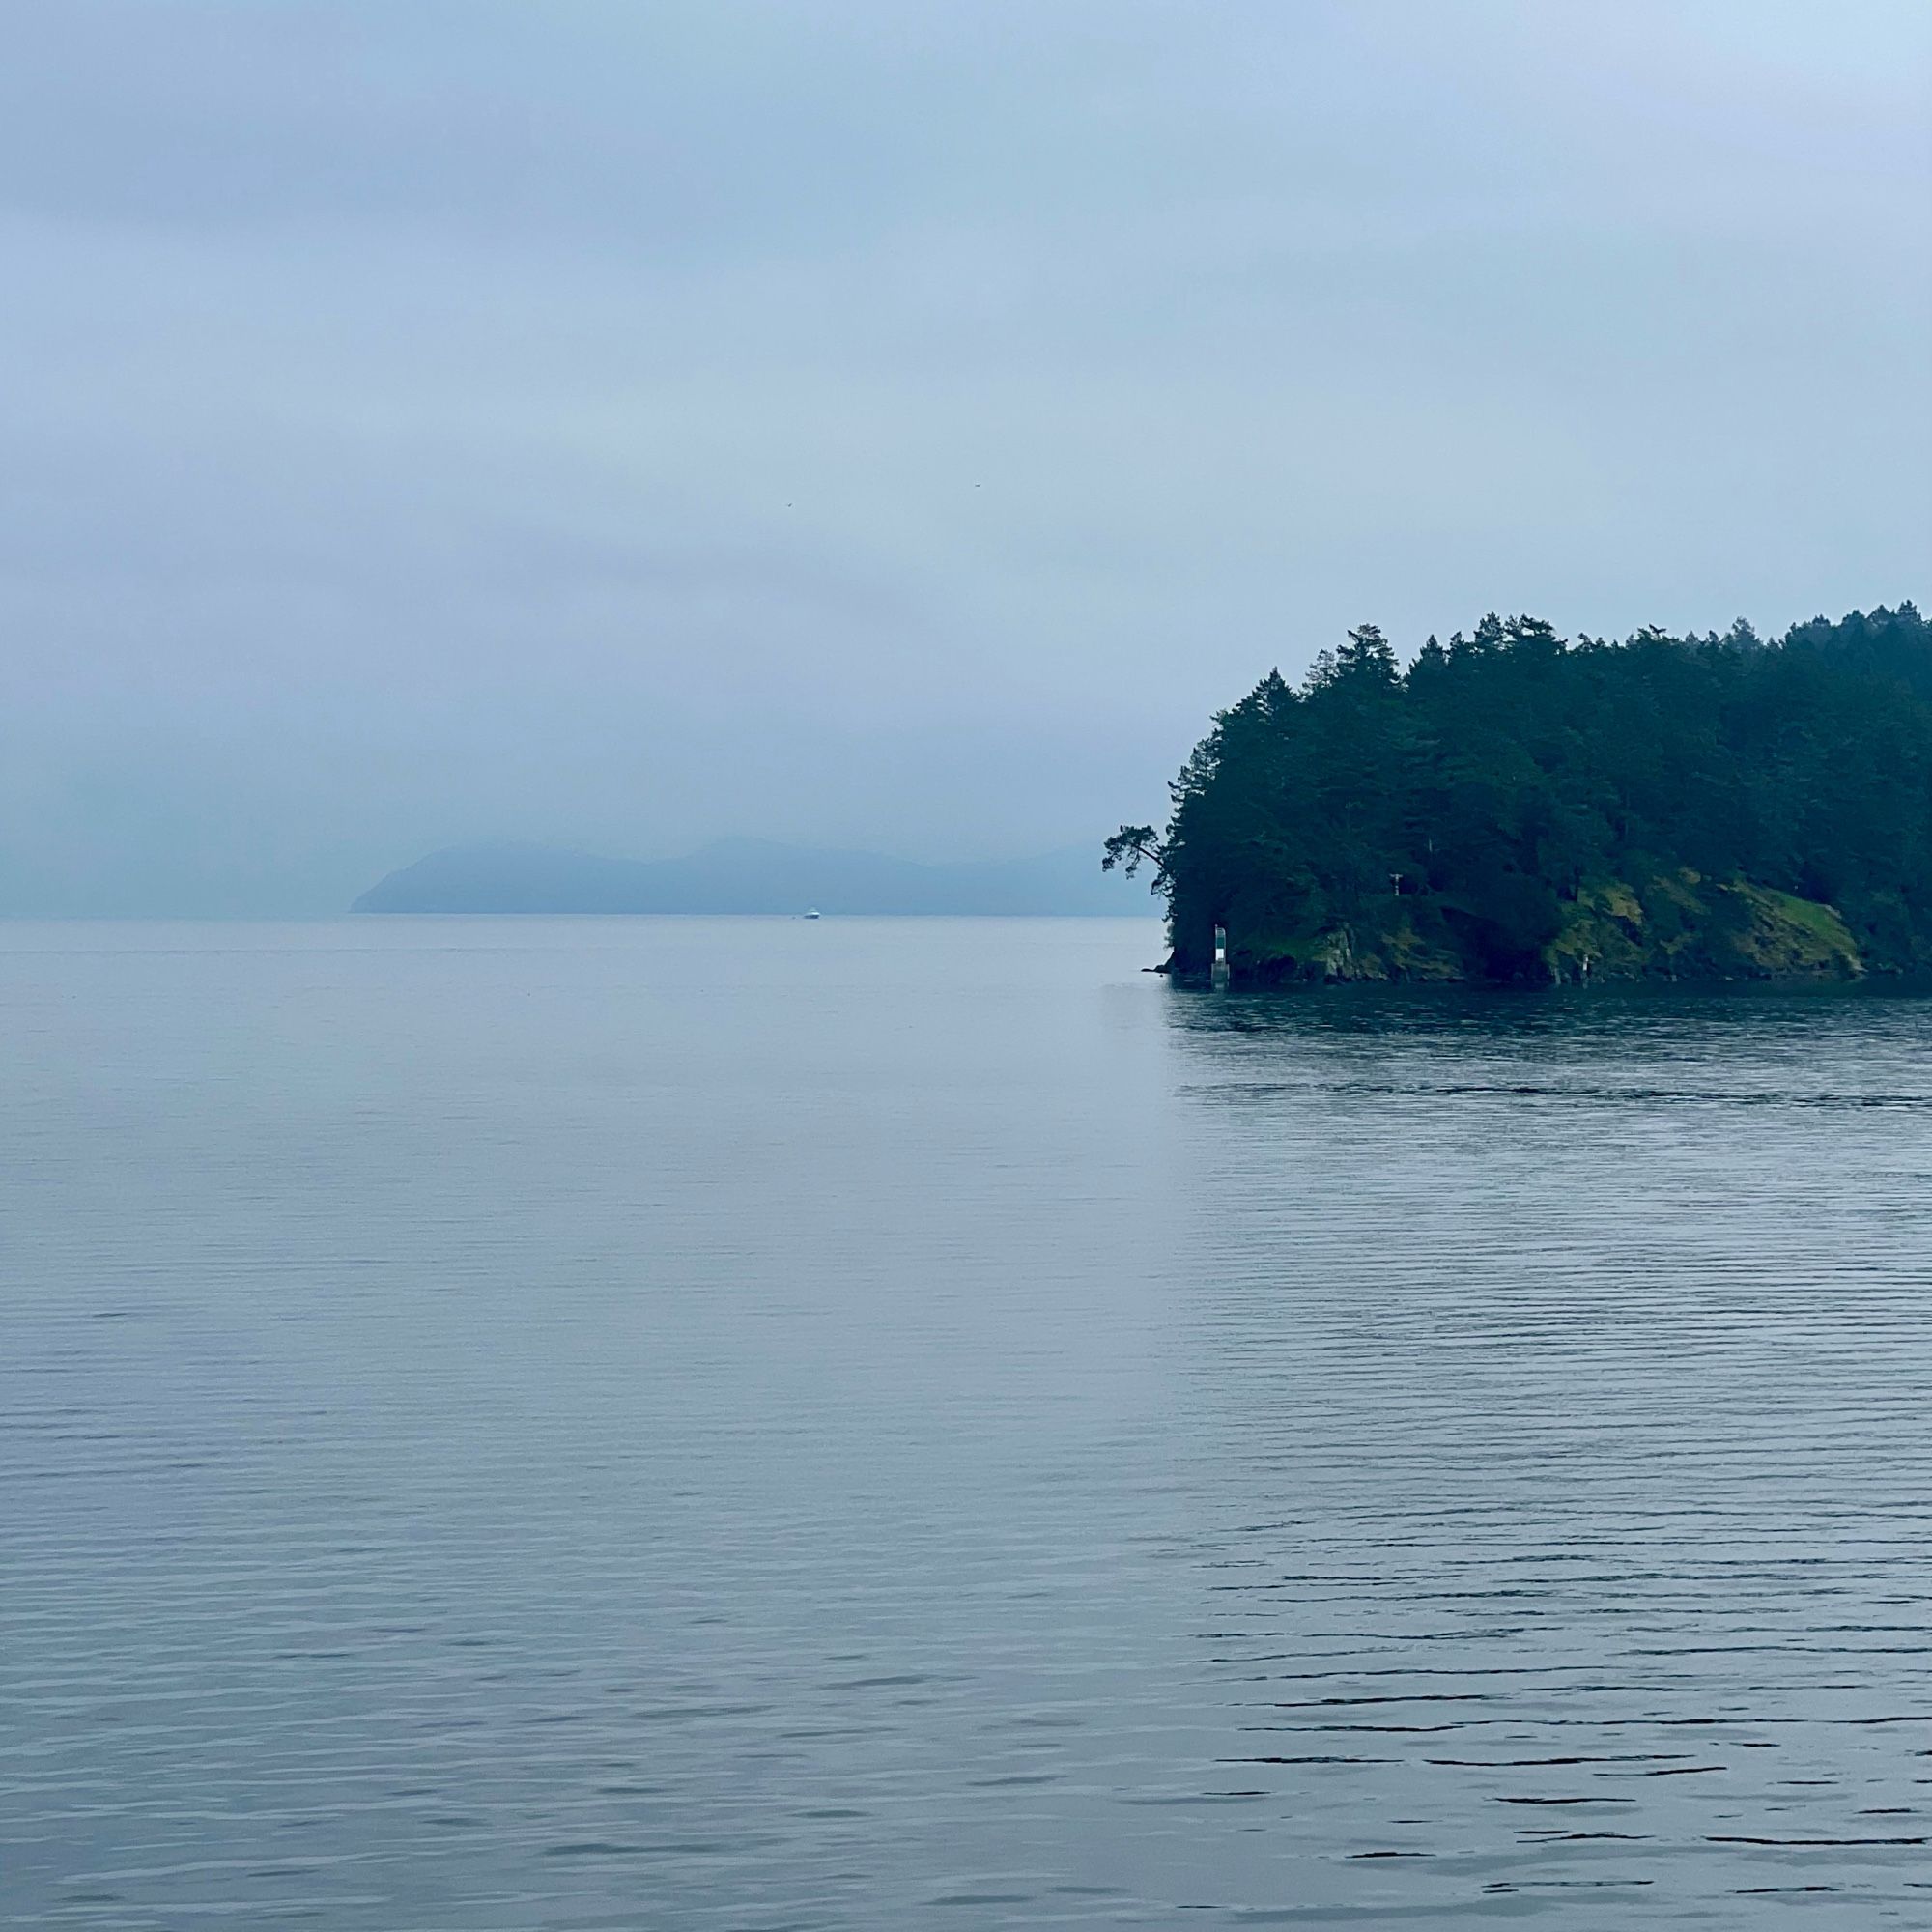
(1220, 872), (1863, 984)
(1719, 883), (1861, 978)
(1546, 880), (1651, 981)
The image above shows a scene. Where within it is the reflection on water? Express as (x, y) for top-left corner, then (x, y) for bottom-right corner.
(4, 921), (1931, 1928)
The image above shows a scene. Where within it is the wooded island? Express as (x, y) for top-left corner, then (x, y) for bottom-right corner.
(1109, 605), (1931, 984)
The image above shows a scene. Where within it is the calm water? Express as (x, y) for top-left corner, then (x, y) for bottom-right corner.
(6, 918), (1932, 1928)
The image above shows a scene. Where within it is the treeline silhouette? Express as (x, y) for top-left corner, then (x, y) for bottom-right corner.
(1109, 604), (1932, 982)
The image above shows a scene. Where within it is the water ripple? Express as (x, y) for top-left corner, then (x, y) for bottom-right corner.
(3, 921), (1931, 1926)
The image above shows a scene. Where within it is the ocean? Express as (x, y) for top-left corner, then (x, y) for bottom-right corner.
(6, 916), (1931, 1927)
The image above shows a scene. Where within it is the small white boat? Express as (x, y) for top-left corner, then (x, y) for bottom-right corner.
(804, 907), (822, 920)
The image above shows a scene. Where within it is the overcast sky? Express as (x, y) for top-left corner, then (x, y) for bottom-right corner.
(3, 1), (1928, 913)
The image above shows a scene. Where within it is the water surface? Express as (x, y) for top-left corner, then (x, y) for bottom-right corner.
(5, 918), (1931, 1926)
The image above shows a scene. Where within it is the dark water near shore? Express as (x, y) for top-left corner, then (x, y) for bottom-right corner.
(6, 918), (1932, 1928)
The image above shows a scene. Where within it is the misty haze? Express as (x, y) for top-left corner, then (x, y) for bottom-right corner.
(6, 5), (1932, 1930)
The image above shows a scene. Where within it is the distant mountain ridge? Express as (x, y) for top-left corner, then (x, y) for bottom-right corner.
(352, 838), (1151, 916)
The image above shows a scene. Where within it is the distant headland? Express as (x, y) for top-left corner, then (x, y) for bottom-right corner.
(354, 838), (1148, 917)
(1109, 604), (1931, 985)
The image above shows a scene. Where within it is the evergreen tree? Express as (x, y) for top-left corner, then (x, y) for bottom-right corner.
(1112, 605), (1932, 982)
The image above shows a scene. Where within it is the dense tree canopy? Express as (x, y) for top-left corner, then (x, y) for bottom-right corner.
(1110, 605), (1932, 983)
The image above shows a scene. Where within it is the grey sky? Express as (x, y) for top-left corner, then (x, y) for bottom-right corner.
(3, 1), (1927, 914)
